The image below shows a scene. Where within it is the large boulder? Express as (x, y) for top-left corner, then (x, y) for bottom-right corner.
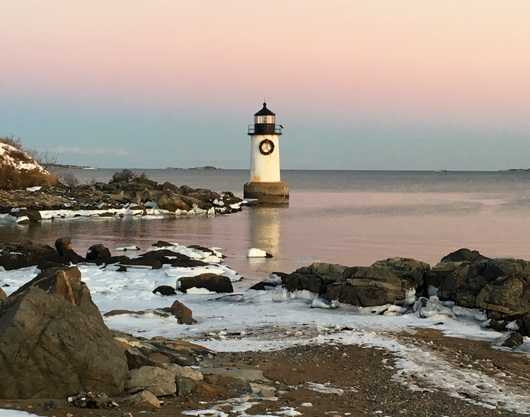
(325, 266), (415, 307)
(0, 267), (128, 398)
(428, 257), (530, 309)
(476, 274), (530, 318)
(178, 273), (233, 293)
(440, 248), (488, 263)
(371, 257), (430, 290)
(282, 263), (346, 294)
(430, 262), (490, 308)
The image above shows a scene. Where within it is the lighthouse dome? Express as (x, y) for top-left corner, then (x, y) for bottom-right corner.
(254, 102), (275, 117)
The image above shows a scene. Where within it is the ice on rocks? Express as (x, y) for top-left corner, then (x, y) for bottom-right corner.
(247, 248), (271, 258)
(0, 411), (43, 417)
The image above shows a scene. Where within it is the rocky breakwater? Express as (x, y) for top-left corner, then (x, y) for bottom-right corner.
(266, 249), (530, 348)
(0, 169), (243, 223)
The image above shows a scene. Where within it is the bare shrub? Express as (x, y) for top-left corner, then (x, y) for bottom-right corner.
(28, 149), (58, 165)
(0, 136), (23, 149)
(111, 169), (136, 183)
(0, 166), (58, 190)
(61, 173), (79, 188)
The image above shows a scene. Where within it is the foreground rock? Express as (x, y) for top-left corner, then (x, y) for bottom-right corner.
(0, 267), (128, 398)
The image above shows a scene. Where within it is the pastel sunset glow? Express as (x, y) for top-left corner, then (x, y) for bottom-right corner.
(2, 0), (530, 169)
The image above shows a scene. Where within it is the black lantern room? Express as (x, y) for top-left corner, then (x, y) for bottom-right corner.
(248, 103), (283, 135)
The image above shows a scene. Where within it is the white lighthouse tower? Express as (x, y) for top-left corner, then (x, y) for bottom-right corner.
(244, 103), (289, 204)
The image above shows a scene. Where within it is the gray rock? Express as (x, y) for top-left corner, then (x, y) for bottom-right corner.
(121, 390), (161, 408)
(249, 383), (276, 398)
(176, 378), (196, 397)
(0, 267), (128, 398)
(126, 366), (177, 396)
(153, 285), (177, 296)
(166, 364), (203, 382)
(282, 263), (346, 294)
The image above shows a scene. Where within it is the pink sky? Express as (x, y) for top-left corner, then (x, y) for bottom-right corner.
(2, 0), (530, 125)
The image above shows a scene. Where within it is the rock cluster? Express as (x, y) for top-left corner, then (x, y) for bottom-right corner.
(0, 238), (214, 271)
(0, 169), (243, 222)
(274, 248), (530, 345)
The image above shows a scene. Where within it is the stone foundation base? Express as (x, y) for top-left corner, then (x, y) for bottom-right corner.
(244, 182), (289, 205)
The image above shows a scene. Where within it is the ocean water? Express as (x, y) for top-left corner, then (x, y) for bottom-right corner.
(3, 169), (530, 281)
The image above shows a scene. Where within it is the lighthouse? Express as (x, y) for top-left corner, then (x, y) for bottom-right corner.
(244, 103), (289, 205)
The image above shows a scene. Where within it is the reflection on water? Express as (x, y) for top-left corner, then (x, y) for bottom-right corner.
(245, 207), (283, 276)
(249, 207), (281, 255)
(4, 169), (530, 284)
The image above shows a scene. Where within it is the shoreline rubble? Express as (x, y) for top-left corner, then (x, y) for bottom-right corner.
(1, 242), (530, 416)
(0, 169), (244, 224)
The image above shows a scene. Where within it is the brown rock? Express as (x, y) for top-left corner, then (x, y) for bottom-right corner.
(55, 237), (73, 255)
(126, 366), (177, 396)
(326, 266), (414, 307)
(178, 273), (234, 294)
(0, 267), (128, 398)
(86, 244), (112, 265)
(476, 274), (530, 317)
(0, 241), (56, 270)
(169, 300), (194, 324)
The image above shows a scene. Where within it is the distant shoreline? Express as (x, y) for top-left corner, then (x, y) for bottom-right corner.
(46, 166), (530, 173)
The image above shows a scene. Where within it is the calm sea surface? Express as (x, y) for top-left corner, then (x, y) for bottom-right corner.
(2, 169), (530, 282)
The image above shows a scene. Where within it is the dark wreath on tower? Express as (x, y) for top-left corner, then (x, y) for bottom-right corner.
(259, 139), (275, 155)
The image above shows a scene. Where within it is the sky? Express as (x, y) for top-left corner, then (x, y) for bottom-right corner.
(2, 0), (530, 170)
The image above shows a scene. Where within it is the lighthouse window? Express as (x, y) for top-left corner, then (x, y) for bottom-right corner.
(256, 115), (275, 124)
